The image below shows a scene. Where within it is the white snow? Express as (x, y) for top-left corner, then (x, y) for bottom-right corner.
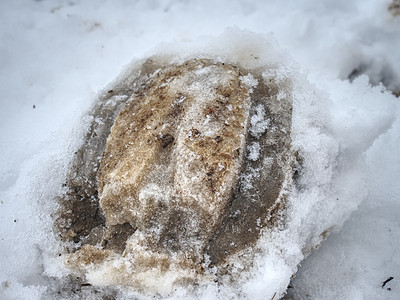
(240, 73), (258, 92)
(250, 104), (271, 138)
(1, 0), (400, 299)
(247, 142), (261, 161)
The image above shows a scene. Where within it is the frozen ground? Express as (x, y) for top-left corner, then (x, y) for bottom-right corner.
(0, 0), (399, 299)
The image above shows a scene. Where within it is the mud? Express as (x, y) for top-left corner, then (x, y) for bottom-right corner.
(55, 57), (294, 292)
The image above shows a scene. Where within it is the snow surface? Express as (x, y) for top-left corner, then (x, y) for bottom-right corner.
(0, 0), (399, 299)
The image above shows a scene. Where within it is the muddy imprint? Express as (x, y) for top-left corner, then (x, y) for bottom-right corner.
(55, 57), (294, 293)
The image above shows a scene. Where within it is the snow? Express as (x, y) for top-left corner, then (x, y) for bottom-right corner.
(1, 0), (400, 299)
(249, 104), (271, 138)
(247, 142), (261, 161)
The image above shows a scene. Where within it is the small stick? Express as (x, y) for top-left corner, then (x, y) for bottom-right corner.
(81, 283), (92, 287)
(382, 276), (394, 288)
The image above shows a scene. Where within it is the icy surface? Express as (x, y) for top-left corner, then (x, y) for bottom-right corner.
(0, 0), (399, 299)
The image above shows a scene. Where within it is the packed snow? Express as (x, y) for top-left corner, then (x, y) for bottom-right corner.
(1, 0), (399, 299)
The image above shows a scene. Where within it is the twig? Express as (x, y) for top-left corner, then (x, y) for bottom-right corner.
(382, 276), (394, 288)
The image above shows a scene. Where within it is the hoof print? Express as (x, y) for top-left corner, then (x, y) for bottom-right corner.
(56, 57), (294, 293)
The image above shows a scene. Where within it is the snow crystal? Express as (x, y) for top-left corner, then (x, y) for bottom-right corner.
(250, 104), (270, 138)
(247, 142), (261, 161)
(240, 73), (258, 92)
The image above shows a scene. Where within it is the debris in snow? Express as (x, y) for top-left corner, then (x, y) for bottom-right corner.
(382, 276), (394, 288)
(389, 0), (400, 16)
